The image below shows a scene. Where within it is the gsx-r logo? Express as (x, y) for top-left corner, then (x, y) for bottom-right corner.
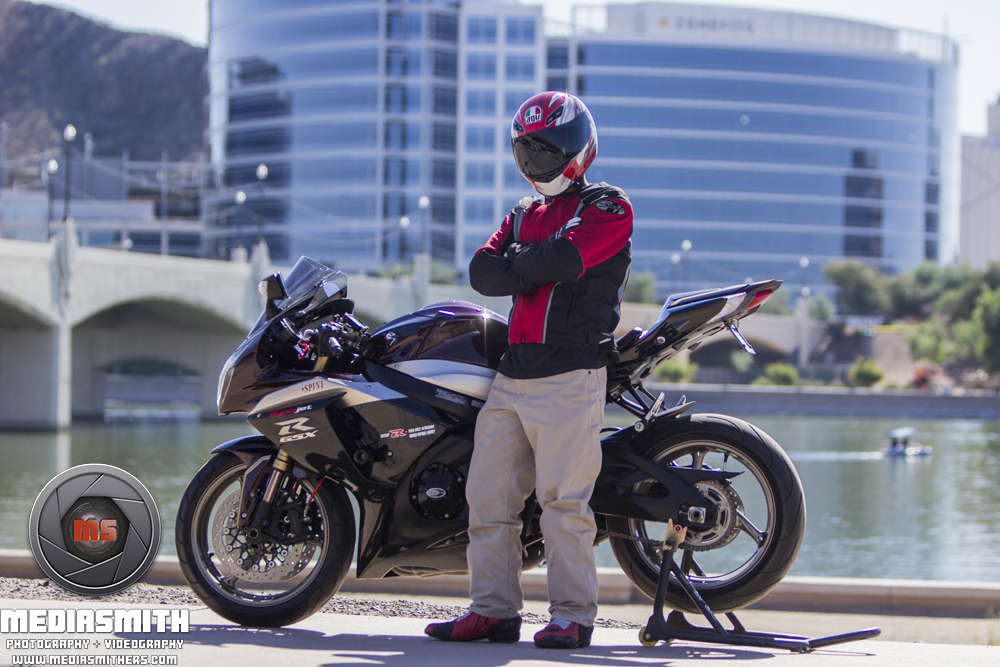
(276, 416), (318, 443)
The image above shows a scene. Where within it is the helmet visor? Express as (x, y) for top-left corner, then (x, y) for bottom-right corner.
(511, 113), (591, 183)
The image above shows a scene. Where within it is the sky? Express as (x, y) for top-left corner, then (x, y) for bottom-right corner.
(39, 0), (1000, 137)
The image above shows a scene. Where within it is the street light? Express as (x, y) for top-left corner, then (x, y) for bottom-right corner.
(256, 163), (268, 244)
(799, 257), (810, 297)
(399, 215), (411, 262)
(670, 252), (681, 293)
(45, 159), (58, 238)
(62, 124), (76, 222)
(681, 239), (692, 292)
(234, 190), (247, 255)
(418, 195), (430, 256)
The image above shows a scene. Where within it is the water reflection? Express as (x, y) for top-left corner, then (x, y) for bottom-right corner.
(2, 415), (999, 581)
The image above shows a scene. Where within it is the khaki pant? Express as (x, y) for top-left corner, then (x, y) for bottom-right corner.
(467, 367), (606, 626)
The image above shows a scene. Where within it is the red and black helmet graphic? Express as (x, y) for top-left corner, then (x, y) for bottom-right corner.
(511, 92), (598, 197)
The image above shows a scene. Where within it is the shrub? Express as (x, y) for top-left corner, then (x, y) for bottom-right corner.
(654, 359), (699, 383)
(847, 356), (883, 387)
(762, 363), (799, 386)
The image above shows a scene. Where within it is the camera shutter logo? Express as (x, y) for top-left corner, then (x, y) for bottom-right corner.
(28, 464), (161, 595)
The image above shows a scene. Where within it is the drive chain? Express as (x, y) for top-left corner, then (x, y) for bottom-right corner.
(599, 529), (665, 548)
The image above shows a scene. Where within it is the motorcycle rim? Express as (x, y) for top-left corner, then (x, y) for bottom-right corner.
(189, 460), (331, 607)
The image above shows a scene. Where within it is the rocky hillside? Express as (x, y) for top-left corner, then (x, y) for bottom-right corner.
(0, 0), (206, 161)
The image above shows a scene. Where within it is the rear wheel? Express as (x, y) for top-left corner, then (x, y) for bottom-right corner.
(176, 453), (355, 627)
(608, 414), (805, 613)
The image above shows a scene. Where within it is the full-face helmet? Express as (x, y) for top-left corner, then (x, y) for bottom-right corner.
(511, 92), (597, 197)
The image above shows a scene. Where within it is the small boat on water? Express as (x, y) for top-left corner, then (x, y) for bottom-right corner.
(881, 427), (932, 458)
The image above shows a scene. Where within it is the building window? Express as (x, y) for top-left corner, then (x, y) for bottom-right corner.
(429, 13), (458, 43)
(844, 206), (883, 228)
(433, 123), (456, 151)
(851, 150), (878, 169)
(925, 211), (939, 233)
(465, 198), (494, 223)
(925, 182), (940, 204)
(467, 54), (496, 80)
(387, 48), (421, 76)
(434, 50), (457, 79)
(466, 90), (496, 116)
(385, 122), (419, 149)
(506, 17), (535, 45)
(433, 159), (456, 187)
(465, 163), (495, 188)
(845, 235), (882, 258)
(504, 163), (524, 186)
(925, 239), (938, 260)
(384, 158), (419, 186)
(547, 44), (569, 69)
(386, 84), (420, 112)
(844, 176), (883, 199)
(546, 76), (568, 92)
(466, 126), (495, 152)
(467, 16), (496, 44)
(433, 87), (457, 115)
(505, 90), (532, 114)
(432, 195), (455, 224)
(387, 12), (421, 40)
(506, 55), (534, 81)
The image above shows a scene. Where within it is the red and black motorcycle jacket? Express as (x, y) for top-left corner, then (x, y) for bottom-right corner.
(469, 182), (633, 379)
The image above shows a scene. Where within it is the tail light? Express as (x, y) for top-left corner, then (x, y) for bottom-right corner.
(747, 290), (773, 310)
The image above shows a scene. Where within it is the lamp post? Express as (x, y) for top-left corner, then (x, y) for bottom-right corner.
(670, 252), (681, 294)
(681, 239), (692, 292)
(418, 195), (430, 256)
(399, 215), (410, 262)
(256, 163), (268, 245)
(234, 190), (247, 256)
(799, 256), (811, 297)
(45, 159), (58, 239)
(62, 124), (76, 222)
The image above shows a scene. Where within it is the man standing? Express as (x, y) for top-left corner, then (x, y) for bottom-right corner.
(425, 92), (633, 649)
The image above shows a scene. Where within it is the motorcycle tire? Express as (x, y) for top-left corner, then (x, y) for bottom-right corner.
(176, 453), (355, 627)
(607, 414), (805, 613)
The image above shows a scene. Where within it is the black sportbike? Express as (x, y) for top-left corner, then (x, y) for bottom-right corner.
(176, 257), (805, 627)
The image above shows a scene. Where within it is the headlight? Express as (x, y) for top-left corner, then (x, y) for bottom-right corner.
(217, 352), (237, 413)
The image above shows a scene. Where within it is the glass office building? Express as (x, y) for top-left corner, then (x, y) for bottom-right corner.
(208, 2), (958, 296)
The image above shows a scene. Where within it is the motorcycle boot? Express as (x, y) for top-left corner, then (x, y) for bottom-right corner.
(424, 611), (521, 643)
(533, 619), (593, 648)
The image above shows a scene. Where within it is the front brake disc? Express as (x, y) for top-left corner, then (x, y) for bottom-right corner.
(211, 491), (315, 582)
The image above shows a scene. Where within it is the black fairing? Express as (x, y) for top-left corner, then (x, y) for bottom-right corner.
(362, 301), (509, 370)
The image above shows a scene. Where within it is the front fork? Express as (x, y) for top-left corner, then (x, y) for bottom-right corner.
(239, 449), (294, 541)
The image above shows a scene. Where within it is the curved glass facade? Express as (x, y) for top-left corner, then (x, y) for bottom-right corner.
(208, 1), (958, 294)
(562, 6), (958, 297)
(207, 0), (463, 268)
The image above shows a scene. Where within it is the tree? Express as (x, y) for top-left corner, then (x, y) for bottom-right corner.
(847, 356), (883, 387)
(973, 285), (1000, 373)
(822, 261), (890, 316)
(623, 270), (659, 303)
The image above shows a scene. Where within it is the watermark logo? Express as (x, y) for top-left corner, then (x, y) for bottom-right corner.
(28, 464), (161, 596)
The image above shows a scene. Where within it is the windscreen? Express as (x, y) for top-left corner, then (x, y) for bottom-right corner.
(278, 257), (347, 310)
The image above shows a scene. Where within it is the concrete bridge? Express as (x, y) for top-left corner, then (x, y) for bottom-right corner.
(0, 230), (818, 429)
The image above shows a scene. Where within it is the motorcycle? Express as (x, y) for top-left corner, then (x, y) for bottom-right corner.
(175, 256), (805, 627)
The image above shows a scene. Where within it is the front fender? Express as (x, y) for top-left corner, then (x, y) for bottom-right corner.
(211, 435), (277, 467)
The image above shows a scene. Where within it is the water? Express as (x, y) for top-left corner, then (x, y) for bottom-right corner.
(2, 414), (999, 582)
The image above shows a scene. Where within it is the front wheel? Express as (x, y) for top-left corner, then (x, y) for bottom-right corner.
(176, 453), (355, 627)
(608, 414), (805, 613)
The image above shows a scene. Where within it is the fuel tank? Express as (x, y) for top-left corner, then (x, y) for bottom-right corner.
(361, 302), (509, 401)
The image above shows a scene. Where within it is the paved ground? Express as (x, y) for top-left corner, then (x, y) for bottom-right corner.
(1, 595), (997, 667)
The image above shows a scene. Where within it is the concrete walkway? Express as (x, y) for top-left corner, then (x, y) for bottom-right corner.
(1, 597), (997, 667)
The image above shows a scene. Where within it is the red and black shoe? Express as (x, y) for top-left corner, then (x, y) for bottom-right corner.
(424, 611), (521, 643)
(533, 619), (594, 649)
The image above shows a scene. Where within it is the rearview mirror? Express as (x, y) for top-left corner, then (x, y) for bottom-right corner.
(258, 274), (288, 301)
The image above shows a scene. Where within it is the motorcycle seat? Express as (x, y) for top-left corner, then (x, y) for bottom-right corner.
(615, 327), (644, 352)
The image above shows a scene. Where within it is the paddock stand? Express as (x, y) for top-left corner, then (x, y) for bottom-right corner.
(638, 521), (882, 653)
